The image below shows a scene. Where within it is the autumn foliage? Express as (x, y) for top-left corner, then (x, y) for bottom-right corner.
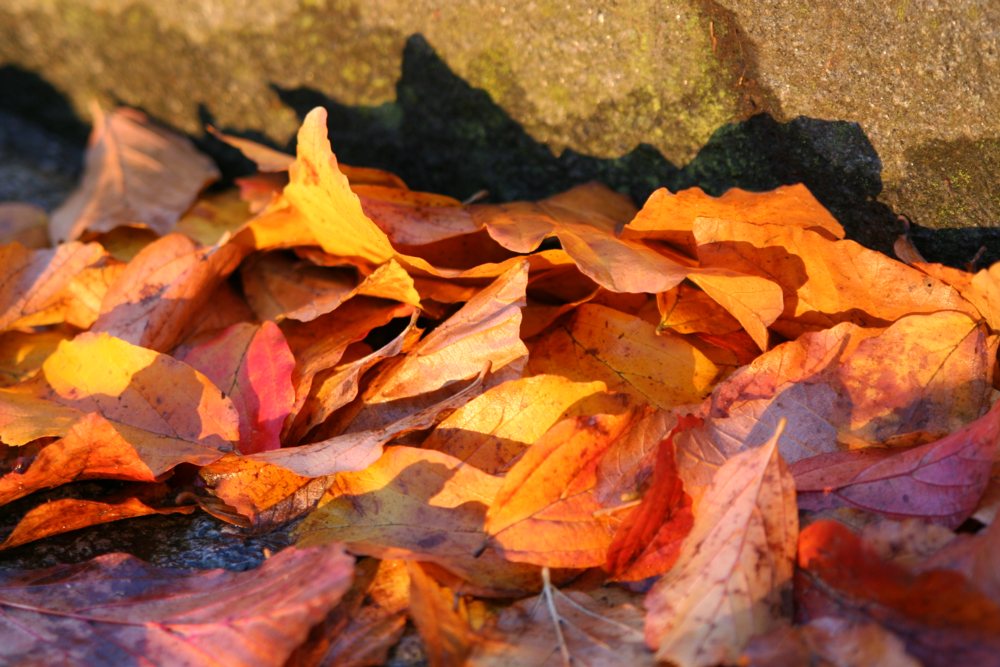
(1, 105), (999, 666)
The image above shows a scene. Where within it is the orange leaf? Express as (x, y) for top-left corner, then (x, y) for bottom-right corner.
(0, 241), (107, 332)
(528, 303), (718, 410)
(645, 421), (798, 666)
(0, 413), (157, 505)
(624, 184), (843, 254)
(0, 203), (48, 248)
(50, 105), (218, 242)
(41, 332), (238, 466)
(408, 562), (476, 667)
(92, 233), (245, 351)
(0, 330), (67, 387)
(178, 322), (295, 454)
(486, 401), (657, 568)
(284, 107), (395, 264)
(686, 269), (784, 350)
(422, 375), (609, 474)
(0, 488), (194, 550)
(693, 218), (977, 337)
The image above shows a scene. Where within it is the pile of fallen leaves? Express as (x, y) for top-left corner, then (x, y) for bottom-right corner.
(1, 105), (999, 667)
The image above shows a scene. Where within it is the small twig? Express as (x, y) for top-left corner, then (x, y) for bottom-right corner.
(542, 567), (572, 667)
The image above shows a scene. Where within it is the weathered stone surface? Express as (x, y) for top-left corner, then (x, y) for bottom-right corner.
(1, 0), (998, 264)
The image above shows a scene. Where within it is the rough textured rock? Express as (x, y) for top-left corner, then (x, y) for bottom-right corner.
(1, 0), (997, 262)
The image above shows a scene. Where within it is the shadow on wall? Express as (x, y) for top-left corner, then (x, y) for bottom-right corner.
(2, 35), (996, 266)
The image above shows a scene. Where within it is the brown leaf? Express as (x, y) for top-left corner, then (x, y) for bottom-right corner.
(0, 202), (48, 248)
(285, 559), (410, 667)
(0, 544), (353, 667)
(743, 617), (920, 667)
(408, 562), (476, 667)
(645, 422), (798, 666)
(50, 105), (218, 243)
(469, 575), (654, 667)
(297, 445), (542, 597)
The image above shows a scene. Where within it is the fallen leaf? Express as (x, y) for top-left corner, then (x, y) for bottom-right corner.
(0, 329), (67, 387)
(624, 183), (844, 254)
(486, 402), (655, 568)
(285, 559), (410, 667)
(743, 616), (920, 667)
(528, 303), (718, 410)
(297, 445), (542, 596)
(645, 421), (798, 666)
(284, 107), (395, 264)
(605, 415), (697, 581)
(677, 311), (997, 497)
(793, 398), (1000, 528)
(91, 233), (246, 351)
(0, 544), (354, 667)
(422, 374), (609, 473)
(41, 332), (239, 466)
(693, 219), (977, 337)
(0, 241), (107, 332)
(50, 105), (218, 243)
(0, 202), (48, 248)
(469, 573), (654, 666)
(178, 321), (295, 454)
(797, 519), (1000, 667)
(408, 562), (476, 667)
(0, 486), (194, 550)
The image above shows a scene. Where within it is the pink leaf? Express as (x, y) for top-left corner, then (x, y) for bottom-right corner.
(793, 399), (1000, 528)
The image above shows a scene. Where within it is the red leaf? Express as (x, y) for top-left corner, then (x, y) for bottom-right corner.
(797, 520), (1000, 667)
(179, 321), (295, 454)
(0, 544), (354, 666)
(605, 415), (698, 581)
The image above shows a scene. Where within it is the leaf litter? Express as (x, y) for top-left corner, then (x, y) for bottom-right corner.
(0, 104), (998, 666)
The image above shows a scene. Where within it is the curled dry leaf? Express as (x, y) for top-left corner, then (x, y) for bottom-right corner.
(645, 421), (798, 667)
(0, 544), (354, 667)
(284, 107), (396, 264)
(50, 105), (218, 243)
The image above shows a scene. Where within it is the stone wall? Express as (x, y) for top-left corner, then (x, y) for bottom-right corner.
(2, 0), (997, 264)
